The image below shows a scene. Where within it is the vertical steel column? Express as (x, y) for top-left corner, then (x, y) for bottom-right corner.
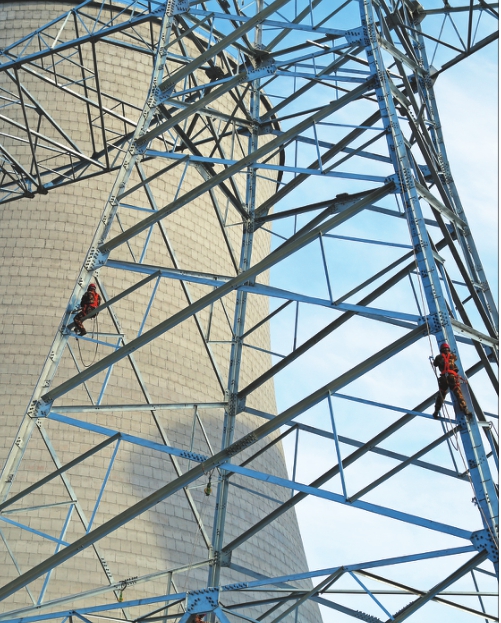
(208, 2), (264, 590)
(358, 0), (498, 548)
(413, 25), (499, 332)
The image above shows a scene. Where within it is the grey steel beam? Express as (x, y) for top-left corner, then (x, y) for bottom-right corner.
(357, 570), (499, 622)
(390, 551), (490, 622)
(438, 31), (499, 73)
(347, 428), (459, 502)
(0, 435), (119, 513)
(54, 402), (226, 413)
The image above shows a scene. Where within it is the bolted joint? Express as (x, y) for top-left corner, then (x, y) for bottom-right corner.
(226, 432), (258, 457)
(407, 0), (425, 22)
(186, 587), (220, 613)
(146, 86), (161, 109)
(134, 140), (148, 156)
(384, 173), (402, 194)
(179, 450), (208, 463)
(471, 529), (499, 563)
(246, 57), (277, 81)
(243, 219), (256, 234)
(167, 0), (189, 16)
(27, 397), (53, 419)
(226, 390), (238, 416)
(205, 65), (225, 82)
(84, 247), (108, 271)
(354, 610), (383, 623)
(427, 311), (448, 334)
(210, 550), (231, 568)
(258, 122), (274, 135)
(345, 26), (370, 47)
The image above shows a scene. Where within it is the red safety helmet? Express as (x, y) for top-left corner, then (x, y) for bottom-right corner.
(440, 343), (450, 351)
(88, 283), (97, 290)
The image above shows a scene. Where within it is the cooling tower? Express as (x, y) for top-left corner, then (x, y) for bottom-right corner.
(0, 3), (321, 621)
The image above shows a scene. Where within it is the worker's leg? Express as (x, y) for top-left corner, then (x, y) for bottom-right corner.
(449, 376), (470, 414)
(433, 376), (448, 418)
(73, 310), (87, 336)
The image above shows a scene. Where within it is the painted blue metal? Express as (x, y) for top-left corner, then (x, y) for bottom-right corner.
(331, 391), (453, 421)
(96, 339), (123, 404)
(143, 149), (389, 181)
(106, 259), (425, 322)
(221, 462), (473, 539)
(0, 547), (479, 623)
(48, 412), (209, 463)
(86, 440), (121, 533)
(137, 275), (161, 336)
(0, 516), (70, 548)
(327, 394), (348, 499)
(37, 505), (75, 605)
(348, 571), (394, 620)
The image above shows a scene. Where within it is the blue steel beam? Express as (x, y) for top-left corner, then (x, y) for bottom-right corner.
(105, 258), (425, 324)
(48, 412), (209, 463)
(0, 547), (479, 623)
(220, 463), (473, 540)
(0, 516), (70, 548)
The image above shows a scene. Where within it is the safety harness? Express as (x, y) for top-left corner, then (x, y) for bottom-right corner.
(440, 352), (458, 377)
(84, 290), (100, 309)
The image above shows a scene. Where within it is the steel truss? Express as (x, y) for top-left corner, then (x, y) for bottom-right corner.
(0, 0), (498, 622)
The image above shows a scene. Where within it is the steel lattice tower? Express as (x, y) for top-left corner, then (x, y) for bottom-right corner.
(0, 1), (498, 622)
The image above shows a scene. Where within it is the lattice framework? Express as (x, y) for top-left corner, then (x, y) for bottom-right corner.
(0, 1), (498, 622)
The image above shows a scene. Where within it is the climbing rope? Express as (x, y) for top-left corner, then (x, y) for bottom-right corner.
(76, 315), (99, 368)
(179, 469), (216, 600)
(394, 194), (498, 549)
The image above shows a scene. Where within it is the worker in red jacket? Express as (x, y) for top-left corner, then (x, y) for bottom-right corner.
(73, 283), (101, 336)
(432, 343), (470, 418)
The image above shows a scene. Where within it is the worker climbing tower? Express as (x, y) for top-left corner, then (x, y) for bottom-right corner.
(0, 1), (498, 622)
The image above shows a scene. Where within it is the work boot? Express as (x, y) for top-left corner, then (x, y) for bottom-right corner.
(432, 410), (439, 419)
(79, 328), (87, 336)
(458, 399), (471, 417)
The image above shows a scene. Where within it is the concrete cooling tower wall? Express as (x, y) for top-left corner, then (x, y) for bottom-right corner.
(0, 3), (321, 622)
